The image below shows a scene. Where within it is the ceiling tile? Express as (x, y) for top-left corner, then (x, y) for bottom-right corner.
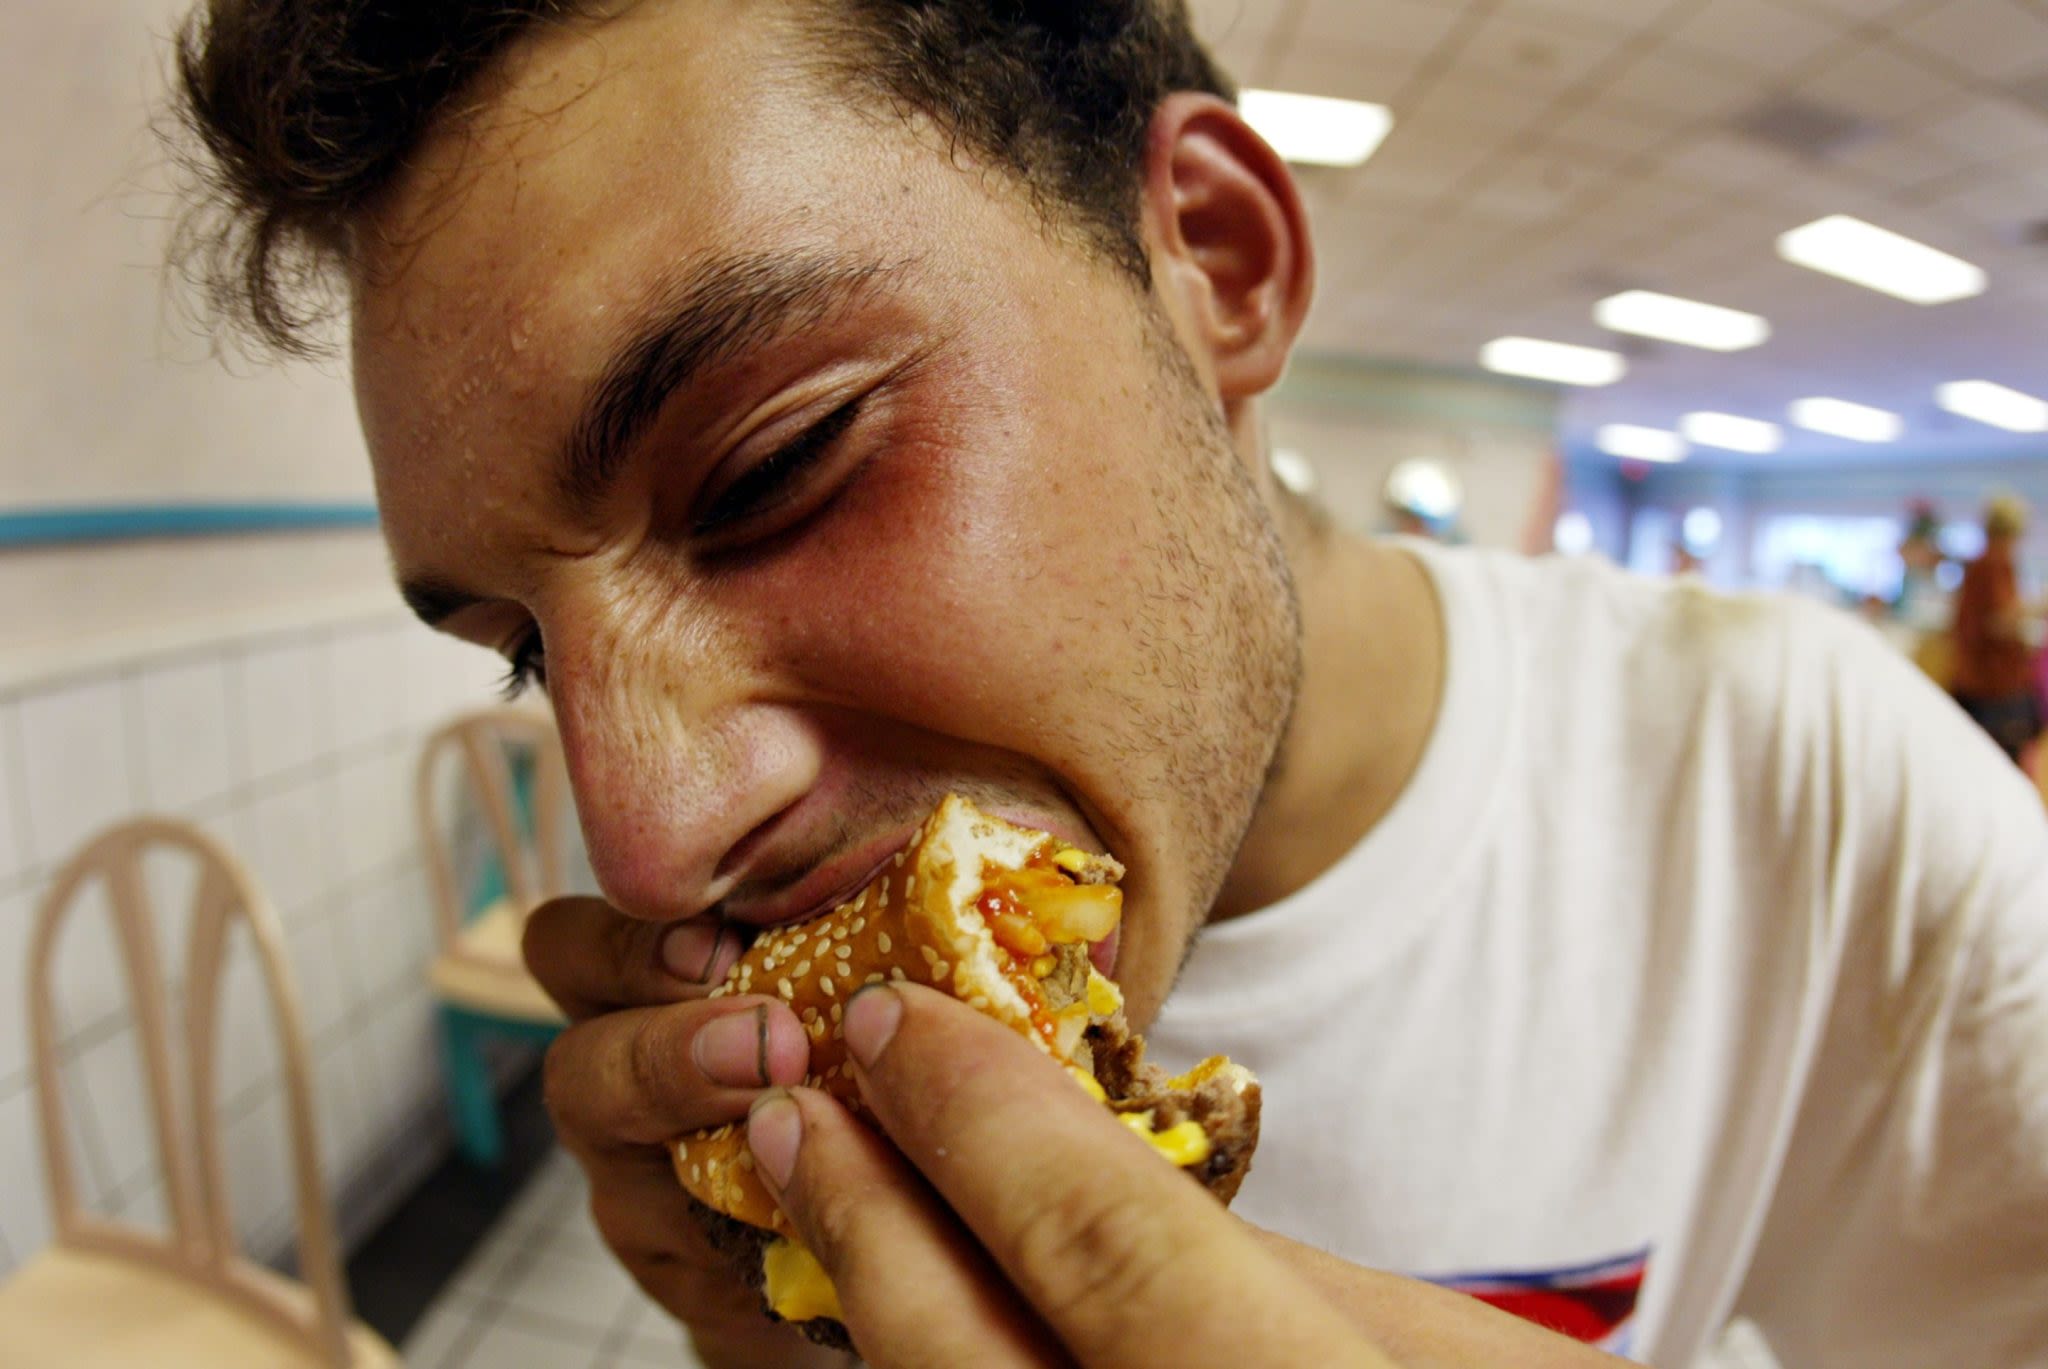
(1799, 38), (1975, 127)
(1827, 127), (1992, 193)
(1446, 10), (1631, 96)
(1934, 163), (2048, 233)
(1459, 153), (1618, 222)
(1350, 118), (1515, 202)
(1511, 0), (1692, 32)
(1267, 39), (1419, 104)
(1597, 49), (1774, 124)
(1186, 0), (1294, 54)
(1664, 0), (1855, 78)
(1395, 68), (1557, 135)
(1657, 129), (1815, 195)
(1294, 0), (1469, 61)
(1916, 96), (2048, 162)
(1890, 0), (2048, 84)
(1539, 98), (1689, 159)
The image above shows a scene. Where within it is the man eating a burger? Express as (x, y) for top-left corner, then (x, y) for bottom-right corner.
(169, 2), (2048, 1366)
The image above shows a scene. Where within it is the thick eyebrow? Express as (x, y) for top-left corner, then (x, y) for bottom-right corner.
(401, 576), (483, 627)
(556, 252), (900, 516)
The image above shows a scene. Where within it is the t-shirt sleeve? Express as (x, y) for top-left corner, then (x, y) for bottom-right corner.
(1733, 605), (2048, 1368)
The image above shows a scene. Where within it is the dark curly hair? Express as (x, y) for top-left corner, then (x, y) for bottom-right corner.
(170, 0), (1234, 357)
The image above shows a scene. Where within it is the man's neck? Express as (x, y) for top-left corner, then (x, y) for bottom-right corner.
(1209, 524), (1445, 923)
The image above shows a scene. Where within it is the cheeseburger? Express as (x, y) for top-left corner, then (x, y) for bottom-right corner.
(670, 794), (1262, 1351)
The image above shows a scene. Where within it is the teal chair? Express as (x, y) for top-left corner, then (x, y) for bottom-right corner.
(417, 708), (570, 1167)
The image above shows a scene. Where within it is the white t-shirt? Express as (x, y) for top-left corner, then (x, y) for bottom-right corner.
(1145, 545), (2048, 1368)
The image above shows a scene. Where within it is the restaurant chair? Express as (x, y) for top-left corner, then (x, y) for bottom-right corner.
(0, 817), (397, 1368)
(418, 707), (570, 1168)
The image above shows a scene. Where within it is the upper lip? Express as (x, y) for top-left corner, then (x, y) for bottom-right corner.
(714, 826), (915, 930)
(711, 798), (1107, 933)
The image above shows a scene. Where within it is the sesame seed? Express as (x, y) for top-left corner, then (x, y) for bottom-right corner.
(920, 946), (939, 965)
(794, 960), (812, 977)
(834, 944), (852, 960)
(777, 979), (793, 999)
(830, 1003), (843, 1023)
(690, 1163), (701, 1182)
(904, 876), (917, 899)
(968, 993), (989, 1010)
(737, 1152), (755, 1172)
(848, 919), (864, 935)
(822, 978), (837, 996)
(890, 967), (907, 982)
(801, 1007), (818, 1025)
(877, 932), (893, 953)
(865, 972), (883, 986)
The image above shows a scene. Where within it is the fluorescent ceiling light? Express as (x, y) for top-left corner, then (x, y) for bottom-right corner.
(1936, 380), (2048, 433)
(1681, 411), (1782, 454)
(1789, 396), (1901, 443)
(1270, 447), (1319, 494)
(1480, 337), (1626, 387)
(1775, 215), (1986, 305)
(1240, 89), (1393, 167)
(1595, 290), (1771, 352)
(1596, 424), (1686, 463)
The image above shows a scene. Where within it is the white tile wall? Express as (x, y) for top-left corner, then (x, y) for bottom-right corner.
(132, 655), (237, 813)
(0, 887), (31, 1086)
(0, 1086), (52, 1255)
(0, 609), (534, 1279)
(0, 705), (25, 879)
(17, 676), (132, 868)
(69, 1029), (157, 1202)
(235, 638), (336, 784)
(237, 777), (338, 924)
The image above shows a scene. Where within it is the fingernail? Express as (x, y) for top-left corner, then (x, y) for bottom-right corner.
(747, 1092), (801, 1192)
(661, 921), (731, 983)
(693, 1005), (776, 1087)
(843, 984), (902, 1069)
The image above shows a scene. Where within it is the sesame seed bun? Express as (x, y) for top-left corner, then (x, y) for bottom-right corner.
(670, 795), (1260, 1351)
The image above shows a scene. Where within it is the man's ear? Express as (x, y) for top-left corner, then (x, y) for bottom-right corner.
(1139, 92), (1316, 402)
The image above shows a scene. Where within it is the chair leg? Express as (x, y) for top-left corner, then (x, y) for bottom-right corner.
(439, 1007), (504, 1169)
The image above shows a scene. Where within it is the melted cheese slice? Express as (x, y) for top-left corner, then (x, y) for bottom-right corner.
(763, 1238), (844, 1323)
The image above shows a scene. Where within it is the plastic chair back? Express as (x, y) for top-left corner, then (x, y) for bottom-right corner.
(26, 817), (353, 1366)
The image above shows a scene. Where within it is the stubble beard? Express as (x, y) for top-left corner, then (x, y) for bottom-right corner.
(1123, 307), (1304, 953)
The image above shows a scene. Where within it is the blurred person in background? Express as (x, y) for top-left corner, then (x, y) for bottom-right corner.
(1894, 503), (1951, 636)
(1950, 494), (2041, 762)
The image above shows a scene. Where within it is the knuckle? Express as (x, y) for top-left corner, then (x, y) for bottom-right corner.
(627, 1014), (679, 1118)
(1009, 1181), (1177, 1330)
(539, 1029), (587, 1130)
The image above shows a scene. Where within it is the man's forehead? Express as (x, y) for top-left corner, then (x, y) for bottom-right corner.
(349, 0), (867, 463)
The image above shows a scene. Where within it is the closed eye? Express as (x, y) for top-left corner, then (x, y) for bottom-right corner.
(690, 393), (866, 541)
(497, 625), (546, 700)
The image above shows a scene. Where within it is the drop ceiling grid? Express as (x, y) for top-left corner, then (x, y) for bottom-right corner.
(1186, 0), (2048, 459)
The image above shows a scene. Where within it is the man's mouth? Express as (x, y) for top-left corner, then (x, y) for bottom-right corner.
(716, 831), (909, 933)
(716, 804), (1124, 975)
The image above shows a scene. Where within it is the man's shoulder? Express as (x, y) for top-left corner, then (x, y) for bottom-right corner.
(1421, 544), (1852, 687)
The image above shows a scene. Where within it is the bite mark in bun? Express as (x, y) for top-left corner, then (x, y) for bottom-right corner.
(669, 795), (1261, 1352)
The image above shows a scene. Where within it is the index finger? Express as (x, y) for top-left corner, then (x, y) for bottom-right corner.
(836, 984), (1388, 1368)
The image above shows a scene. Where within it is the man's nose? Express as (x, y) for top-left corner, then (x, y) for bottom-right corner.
(540, 608), (818, 923)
